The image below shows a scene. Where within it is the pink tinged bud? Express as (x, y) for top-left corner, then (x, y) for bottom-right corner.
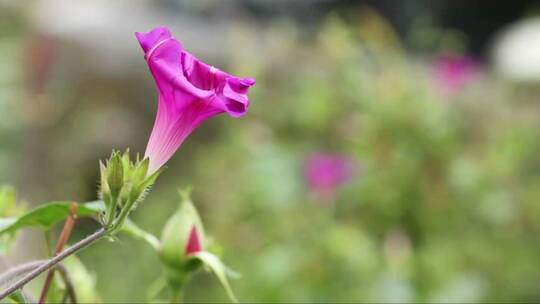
(185, 225), (203, 256)
(159, 192), (205, 268)
(135, 26), (256, 174)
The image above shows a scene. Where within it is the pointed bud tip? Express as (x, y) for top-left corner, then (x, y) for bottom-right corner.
(178, 187), (193, 202)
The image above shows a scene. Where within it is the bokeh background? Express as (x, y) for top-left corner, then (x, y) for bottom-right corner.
(1, 0), (540, 302)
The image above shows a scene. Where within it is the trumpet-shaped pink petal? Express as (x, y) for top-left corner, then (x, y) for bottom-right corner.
(135, 26), (255, 173)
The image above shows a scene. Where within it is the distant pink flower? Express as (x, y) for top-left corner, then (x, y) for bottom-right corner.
(135, 26), (255, 173)
(433, 55), (479, 94)
(185, 225), (202, 255)
(303, 153), (356, 200)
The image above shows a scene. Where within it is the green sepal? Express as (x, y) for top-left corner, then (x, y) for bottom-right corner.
(107, 151), (124, 198)
(131, 158), (149, 185)
(99, 161), (110, 199)
(100, 150), (161, 233)
(190, 251), (239, 303)
(120, 149), (131, 179)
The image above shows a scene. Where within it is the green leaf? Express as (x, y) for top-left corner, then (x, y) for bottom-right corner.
(190, 251), (238, 303)
(0, 201), (105, 235)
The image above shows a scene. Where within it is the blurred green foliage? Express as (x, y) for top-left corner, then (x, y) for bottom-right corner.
(0, 4), (540, 303)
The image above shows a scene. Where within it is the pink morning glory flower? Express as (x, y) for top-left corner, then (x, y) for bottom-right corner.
(433, 55), (479, 94)
(135, 26), (255, 173)
(303, 153), (357, 201)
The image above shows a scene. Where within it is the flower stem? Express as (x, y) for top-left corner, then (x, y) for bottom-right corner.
(56, 263), (77, 303)
(0, 228), (107, 300)
(39, 203), (78, 303)
(110, 198), (134, 234)
(170, 287), (184, 303)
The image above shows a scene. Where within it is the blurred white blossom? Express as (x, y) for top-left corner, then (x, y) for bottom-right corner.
(492, 17), (540, 82)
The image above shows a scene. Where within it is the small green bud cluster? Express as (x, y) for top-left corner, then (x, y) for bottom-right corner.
(99, 150), (160, 233)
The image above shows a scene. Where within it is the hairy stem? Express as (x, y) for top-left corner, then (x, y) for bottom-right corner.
(110, 198), (134, 234)
(0, 228), (107, 300)
(39, 203), (78, 303)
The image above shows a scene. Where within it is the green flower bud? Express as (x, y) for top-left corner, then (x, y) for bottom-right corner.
(158, 190), (239, 303)
(160, 189), (205, 271)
